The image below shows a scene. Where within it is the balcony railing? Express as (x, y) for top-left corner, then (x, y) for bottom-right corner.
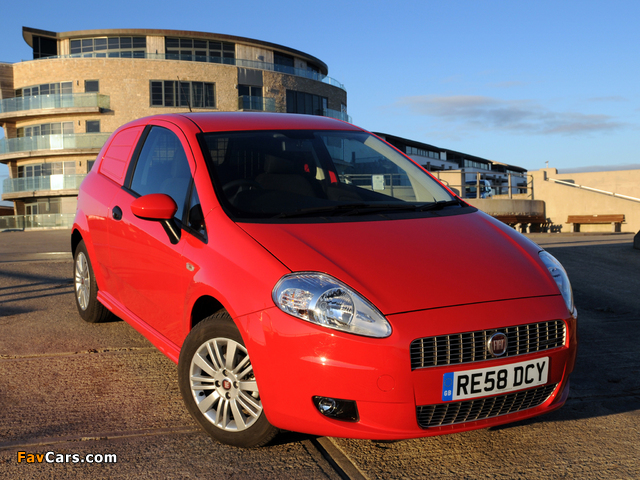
(0, 93), (110, 115)
(0, 213), (76, 230)
(238, 96), (276, 112)
(322, 108), (352, 124)
(31, 53), (346, 91)
(3, 174), (87, 194)
(0, 133), (110, 155)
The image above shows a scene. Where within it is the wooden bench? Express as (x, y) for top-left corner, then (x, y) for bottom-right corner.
(493, 214), (549, 233)
(567, 214), (625, 232)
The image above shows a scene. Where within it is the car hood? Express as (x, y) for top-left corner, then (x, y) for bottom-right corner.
(238, 211), (559, 315)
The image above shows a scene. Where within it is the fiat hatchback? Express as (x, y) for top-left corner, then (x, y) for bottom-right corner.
(72, 112), (577, 447)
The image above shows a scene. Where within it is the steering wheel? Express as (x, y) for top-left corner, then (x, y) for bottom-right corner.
(222, 179), (263, 201)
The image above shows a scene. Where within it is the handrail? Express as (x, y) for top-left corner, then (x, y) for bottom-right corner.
(24, 53), (347, 91)
(547, 177), (640, 203)
(3, 174), (87, 194)
(0, 93), (110, 114)
(0, 133), (111, 155)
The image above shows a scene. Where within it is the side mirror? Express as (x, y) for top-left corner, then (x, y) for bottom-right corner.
(131, 193), (177, 220)
(131, 194), (181, 245)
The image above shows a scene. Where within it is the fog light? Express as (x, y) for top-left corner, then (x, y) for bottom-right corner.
(312, 396), (359, 422)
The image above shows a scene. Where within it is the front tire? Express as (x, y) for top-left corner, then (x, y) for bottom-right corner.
(73, 240), (113, 323)
(178, 311), (278, 448)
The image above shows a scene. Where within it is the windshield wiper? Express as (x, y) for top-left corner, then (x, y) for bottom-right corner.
(276, 203), (419, 218)
(416, 199), (464, 211)
(276, 199), (464, 218)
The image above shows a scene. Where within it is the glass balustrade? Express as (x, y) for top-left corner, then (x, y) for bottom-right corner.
(3, 174), (87, 194)
(30, 53), (346, 91)
(0, 93), (110, 115)
(238, 96), (276, 112)
(0, 133), (111, 155)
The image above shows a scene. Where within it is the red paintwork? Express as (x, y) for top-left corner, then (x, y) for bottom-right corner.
(73, 112), (577, 439)
(131, 194), (178, 220)
(238, 212), (557, 315)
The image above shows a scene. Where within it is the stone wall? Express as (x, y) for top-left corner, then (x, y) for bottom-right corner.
(11, 57), (347, 134)
(0, 63), (14, 100)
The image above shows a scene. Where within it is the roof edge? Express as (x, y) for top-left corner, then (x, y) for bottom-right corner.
(21, 26), (329, 75)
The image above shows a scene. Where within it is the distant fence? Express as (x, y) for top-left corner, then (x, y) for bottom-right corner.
(0, 214), (75, 230)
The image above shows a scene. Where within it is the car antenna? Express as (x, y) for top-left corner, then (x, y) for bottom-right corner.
(177, 77), (192, 112)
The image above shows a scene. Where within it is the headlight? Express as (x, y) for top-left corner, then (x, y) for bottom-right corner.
(273, 272), (392, 338)
(539, 251), (574, 315)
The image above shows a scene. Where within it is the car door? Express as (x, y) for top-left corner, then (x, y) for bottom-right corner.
(107, 122), (195, 346)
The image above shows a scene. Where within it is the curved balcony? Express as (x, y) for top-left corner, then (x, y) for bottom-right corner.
(3, 174), (86, 193)
(0, 93), (110, 121)
(0, 133), (110, 158)
(31, 53), (346, 91)
(2, 174), (86, 200)
(322, 108), (352, 124)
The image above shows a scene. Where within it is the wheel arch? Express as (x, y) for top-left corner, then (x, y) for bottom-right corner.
(190, 295), (226, 330)
(71, 228), (83, 256)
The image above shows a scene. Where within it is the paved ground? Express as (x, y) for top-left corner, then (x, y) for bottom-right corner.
(0, 229), (639, 479)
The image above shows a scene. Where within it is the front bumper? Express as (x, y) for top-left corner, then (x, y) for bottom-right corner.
(236, 295), (577, 440)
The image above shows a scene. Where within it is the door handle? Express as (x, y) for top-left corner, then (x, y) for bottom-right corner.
(112, 206), (123, 221)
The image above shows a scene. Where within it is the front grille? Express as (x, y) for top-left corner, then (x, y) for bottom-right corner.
(410, 320), (565, 370)
(417, 383), (558, 428)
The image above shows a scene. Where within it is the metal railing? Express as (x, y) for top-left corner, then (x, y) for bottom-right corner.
(30, 53), (347, 91)
(3, 174), (87, 194)
(0, 133), (110, 155)
(435, 171), (533, 199)
(0, 93), (110, 115)
(548, 177), (640, 203)
(0, 213), (75, 230)
(238, 96), (276, 112)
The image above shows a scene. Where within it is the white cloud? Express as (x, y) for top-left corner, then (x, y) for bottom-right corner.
(394, 95), (626, 136)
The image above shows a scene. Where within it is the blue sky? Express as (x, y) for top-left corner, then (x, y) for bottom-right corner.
(1, 0), (639, 198)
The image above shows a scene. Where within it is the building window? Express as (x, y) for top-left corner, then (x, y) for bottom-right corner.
(464, 159), (491, 171)
(274, 52), (295, 72)
(25, 198), (62, 214)
(17, 122), (74, 137)
(286, 90), (327, 116)
(85, 80), (99, 93)
(406, 146), (440, 160)
(18, 162), (76, 178)
(165, 38), (235, 64)
(86, 120), (100, 133)
(238, 85), (263, 110)
(32, 36), (57, 59)
(70, 36), (146, 58)
(16, 82), (72, 97)
(87, 160), (96, 171)
(150, 81), (215, 108)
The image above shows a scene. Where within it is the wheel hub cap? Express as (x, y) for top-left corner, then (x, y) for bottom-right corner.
(189, 337), (263, 432)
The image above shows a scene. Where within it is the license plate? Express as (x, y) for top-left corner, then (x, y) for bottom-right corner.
(442, 357), (549, 401)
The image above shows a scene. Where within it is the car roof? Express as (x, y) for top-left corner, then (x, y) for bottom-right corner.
(143, 112), (362, 133)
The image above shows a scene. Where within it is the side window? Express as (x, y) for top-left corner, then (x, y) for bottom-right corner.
(130, 127), (193, 220)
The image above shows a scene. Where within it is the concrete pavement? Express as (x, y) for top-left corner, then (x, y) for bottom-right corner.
(1, 230), (638, 479)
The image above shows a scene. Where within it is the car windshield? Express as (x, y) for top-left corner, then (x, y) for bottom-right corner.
(200, 130), (459, 220)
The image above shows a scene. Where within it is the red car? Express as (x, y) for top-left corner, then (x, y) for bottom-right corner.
(72, 112), (577, 448)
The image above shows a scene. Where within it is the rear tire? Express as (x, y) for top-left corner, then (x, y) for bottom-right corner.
(73, 240), (113, 323)
(178, 311), (278, 448)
